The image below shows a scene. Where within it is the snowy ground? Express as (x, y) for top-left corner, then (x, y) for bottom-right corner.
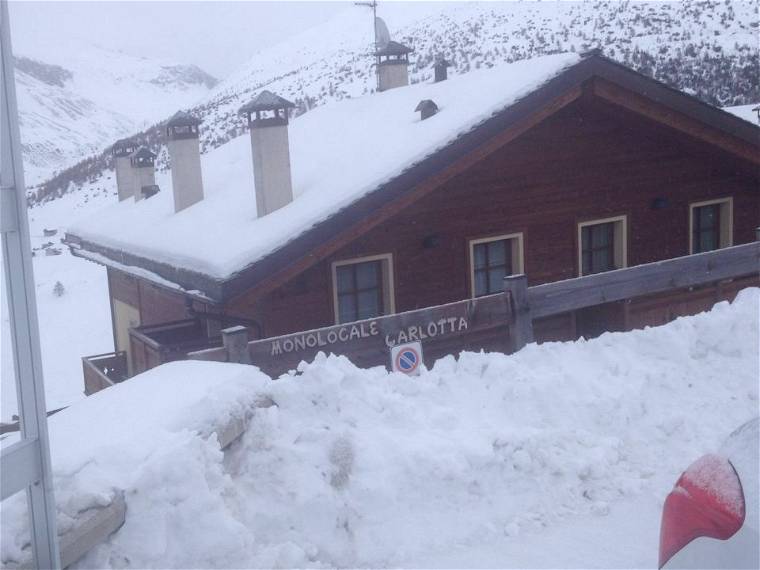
(1, 190), (114, 422)
(2, 289), (757, 568)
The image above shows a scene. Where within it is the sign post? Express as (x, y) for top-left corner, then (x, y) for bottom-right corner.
(390, 341), (423, 376)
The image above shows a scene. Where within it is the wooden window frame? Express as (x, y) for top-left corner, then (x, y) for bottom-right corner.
(689, 197), (733, 254)
(468, 232), (525, 298)
(331, 253), (395, 324)
(577, 215), (628, 276)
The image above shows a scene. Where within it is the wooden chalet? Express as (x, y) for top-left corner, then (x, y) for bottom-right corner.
(64, 51), (759, 390)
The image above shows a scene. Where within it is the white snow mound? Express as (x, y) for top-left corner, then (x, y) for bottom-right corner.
(2, 289), (758, 568)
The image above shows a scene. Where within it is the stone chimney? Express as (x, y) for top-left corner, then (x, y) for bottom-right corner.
(112, 138), (137, 201)
(166, 111), (204, 213)
(434, 56), (450, 83)
(375, 41), (412, 92)
(129, 146), (157, 201)
(239, 91), (295, 217)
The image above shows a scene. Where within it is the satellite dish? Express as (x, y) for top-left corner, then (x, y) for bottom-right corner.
(375, 17), (391, 49)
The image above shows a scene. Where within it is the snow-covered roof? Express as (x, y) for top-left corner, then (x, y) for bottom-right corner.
(69, 53), (581, 283)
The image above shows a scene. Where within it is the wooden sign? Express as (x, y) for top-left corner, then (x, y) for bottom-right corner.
(246, 292), (509, 376)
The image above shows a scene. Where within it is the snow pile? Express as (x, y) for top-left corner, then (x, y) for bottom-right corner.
(68, 53), (580, 280)
(0, 361), (269, 567)
(2, 289), (758, 568)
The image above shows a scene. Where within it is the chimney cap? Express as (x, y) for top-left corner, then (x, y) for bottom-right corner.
(580, 47), (603, 58)
(415, 99), (438, 113)
(130, 146), (156, 161)
(130, 145), (156, 167)
(239, 90), (296, 115)
(375, 40), (413, 57)
(112, 138), (137, 157)
(167, 110), (202, 128)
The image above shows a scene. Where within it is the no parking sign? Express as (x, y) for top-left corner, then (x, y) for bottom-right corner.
(390, 341), (423, 376)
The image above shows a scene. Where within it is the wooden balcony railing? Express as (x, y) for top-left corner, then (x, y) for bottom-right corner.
(82, 351), (128, 396)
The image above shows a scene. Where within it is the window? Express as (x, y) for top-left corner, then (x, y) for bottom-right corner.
(577, 216), (627, 276)
(690, 198), (732, 254)
(469, 233), (524, 297)
(332, 254), (395, 324)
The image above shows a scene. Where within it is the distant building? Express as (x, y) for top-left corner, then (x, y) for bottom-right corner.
(65, 51), (759, 385)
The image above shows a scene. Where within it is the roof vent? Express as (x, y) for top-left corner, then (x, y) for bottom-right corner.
(239, 91), (296, 217)
(434, 56), (450, 83)
(166, 111), (204, 213)
(415, 99), (438, 121)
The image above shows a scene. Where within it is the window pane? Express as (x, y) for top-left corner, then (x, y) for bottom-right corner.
(336, 266), (354, 294)
(357, 289), (380, 319)
(699, 230), (718, 253)
(488, 267), (506, 293)
(338, 294), (356, 324)
(473, 244), (487, 269)
(592, 248), (612, 273)
(487, 240), (506, 266)
(591, 224), (612, 248)
(356, 261), (380, 290)
(582, 250), (592, 275)
(474, 269), (488, 297)
(699, 205), (717, 230)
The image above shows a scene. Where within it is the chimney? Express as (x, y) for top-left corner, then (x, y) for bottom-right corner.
(433, 56), (450, 83)
(375, 41), (412, 92)
(239, 91), (295, 217)
(166, 111), (204, 213)
(129, 146), (157, 201)
(112, 138), (137, 201)
(415, 99), (438, 121)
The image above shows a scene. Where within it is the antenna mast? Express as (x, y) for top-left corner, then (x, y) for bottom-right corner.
(354, 0), (379, 90)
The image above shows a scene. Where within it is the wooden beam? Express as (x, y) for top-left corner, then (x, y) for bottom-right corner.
(529, 241), (760, 319)
(592, 78), (760, 165)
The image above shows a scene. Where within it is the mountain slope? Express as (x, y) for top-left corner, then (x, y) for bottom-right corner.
(16, 41), (216, 185)
(30, 0), (758, 205)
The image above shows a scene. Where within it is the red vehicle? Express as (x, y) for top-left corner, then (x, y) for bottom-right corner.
(659, 418), (758, 569)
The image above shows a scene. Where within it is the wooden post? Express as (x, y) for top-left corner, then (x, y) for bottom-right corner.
(221, 326), (251, 364)
(504, 274), (534, 352)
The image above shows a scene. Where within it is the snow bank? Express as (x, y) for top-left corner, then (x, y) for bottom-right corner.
(2, 290), (758, 568)
(1, 361), (269, 566)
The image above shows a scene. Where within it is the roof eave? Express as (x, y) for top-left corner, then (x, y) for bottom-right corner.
(63, 233), (224, 303)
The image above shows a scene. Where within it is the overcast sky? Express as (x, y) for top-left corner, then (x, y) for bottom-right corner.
(9, 1), (350, 78)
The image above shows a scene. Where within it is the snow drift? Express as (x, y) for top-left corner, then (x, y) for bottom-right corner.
(2, 289), (758, 568)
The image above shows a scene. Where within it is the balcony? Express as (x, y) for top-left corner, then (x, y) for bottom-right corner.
(82, 351), (128, 396)
(129, 319), (222, 376)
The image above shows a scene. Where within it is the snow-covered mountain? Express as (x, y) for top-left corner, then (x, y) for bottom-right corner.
(30, 0), (758, 205)
(16, 40), (216, 185)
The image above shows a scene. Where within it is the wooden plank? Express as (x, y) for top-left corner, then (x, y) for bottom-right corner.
(529, 242), (760, 319)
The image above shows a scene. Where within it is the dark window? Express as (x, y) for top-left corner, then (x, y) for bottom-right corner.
(336, 260), (385, 323)
(581, 222), (616, 275)
(692, 204), (722, 253)
(473, 239), (513, 297)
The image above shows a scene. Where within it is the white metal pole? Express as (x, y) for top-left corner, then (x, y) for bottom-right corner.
(0, 0), (61, 567)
